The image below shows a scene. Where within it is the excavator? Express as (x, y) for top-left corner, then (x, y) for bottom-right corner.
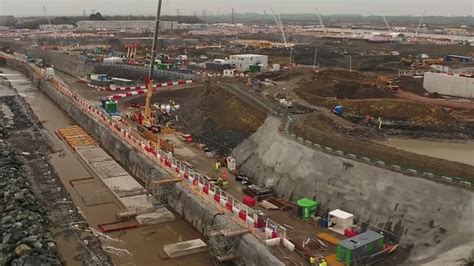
(376, 76), (399, 93)
(400, 57), (443, 69)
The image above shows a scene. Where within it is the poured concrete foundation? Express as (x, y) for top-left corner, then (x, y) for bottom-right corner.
(163, 239), (207, 258)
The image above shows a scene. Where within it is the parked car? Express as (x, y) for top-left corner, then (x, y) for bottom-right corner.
(235, 173), (253, 185)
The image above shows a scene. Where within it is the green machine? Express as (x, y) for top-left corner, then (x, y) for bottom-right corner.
(249, 64), (261, 73)
(296, 198), (319, 219)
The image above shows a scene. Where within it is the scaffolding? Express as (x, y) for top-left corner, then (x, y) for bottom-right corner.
(146, 178), (182, 207)
(204, 215), (250, 265)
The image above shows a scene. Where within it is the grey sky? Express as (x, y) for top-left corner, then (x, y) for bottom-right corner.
(1, 0), (473, 17)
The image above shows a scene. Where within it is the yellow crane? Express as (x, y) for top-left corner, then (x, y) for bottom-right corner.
(142, 0), (163, 128)
(142, 79), (155, 128)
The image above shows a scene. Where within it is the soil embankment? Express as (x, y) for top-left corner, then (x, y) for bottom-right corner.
(233, 117), (474, 265)
(124, 85), (267, 154)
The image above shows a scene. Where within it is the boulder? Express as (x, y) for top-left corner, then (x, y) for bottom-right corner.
(14, 244), (31, 256)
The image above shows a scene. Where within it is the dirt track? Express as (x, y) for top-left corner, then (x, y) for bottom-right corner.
(396, 90), (474, 110)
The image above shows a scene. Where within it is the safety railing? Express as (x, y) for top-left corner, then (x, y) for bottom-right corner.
(2, 52), (289, 248)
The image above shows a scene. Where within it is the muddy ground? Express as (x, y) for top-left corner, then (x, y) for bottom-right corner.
(0, 80), (112, 265)
(123, 84), (267, 155)
(284, 69), (473, 138)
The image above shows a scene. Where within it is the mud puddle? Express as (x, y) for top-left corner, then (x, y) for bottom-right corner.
(384, 138), (474, 166)
(1, 67), (211, 265)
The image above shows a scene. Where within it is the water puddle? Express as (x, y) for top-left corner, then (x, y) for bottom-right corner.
(384, 138), (474, 166)
(0, 66), (211, 265)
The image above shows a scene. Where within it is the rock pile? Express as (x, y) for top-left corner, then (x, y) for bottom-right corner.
(0, 131), (61, 265)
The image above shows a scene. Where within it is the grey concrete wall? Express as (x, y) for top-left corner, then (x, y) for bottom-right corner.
(6, 58), (282, 266)
(424, 72), (474, 98)
(232, 116), (474, 264)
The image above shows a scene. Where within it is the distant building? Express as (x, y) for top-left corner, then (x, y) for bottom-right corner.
(76, 20), (179, 31)
(39, 24), (75, 31)
(229, 54), (268, 72)
(444, 27), (469, 36)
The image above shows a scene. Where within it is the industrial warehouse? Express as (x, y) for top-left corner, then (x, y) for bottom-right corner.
(0, 1), (473, 266)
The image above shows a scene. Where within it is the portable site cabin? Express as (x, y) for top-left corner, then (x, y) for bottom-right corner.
(336, 230), (385, 265)
(111, 77), (134, 87)
(328, 209), (353, 235)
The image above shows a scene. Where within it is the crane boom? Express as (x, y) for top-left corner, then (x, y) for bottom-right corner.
(382, 15), (392, 32)
(415, 12), (425, 34)
(268, 6), (288, 47)
(144, 0), (163, 127)
(43, 6), (52, 29)
(315, 8), (325, 32)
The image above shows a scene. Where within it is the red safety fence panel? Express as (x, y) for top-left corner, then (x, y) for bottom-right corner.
(239, 211), (247, 221)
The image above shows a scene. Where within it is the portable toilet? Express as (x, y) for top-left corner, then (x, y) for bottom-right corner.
(296, 198), (319, 219)
(249, 64), (261, 73)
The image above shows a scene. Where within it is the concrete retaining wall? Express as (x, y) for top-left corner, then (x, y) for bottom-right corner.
(5, 58), (282, 266)
(232, 117), (474, 264)
(423, 72), (474, 98)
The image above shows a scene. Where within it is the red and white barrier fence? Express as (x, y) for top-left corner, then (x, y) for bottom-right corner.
(4, 52), (289, 249)
(88, 79), (194, 92)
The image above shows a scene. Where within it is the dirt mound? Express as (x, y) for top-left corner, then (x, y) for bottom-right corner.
(324, 99), (456, 127)
(125, 85), (266, 154)
(398, 77), (427, 95)
(295, 70), (395, 99)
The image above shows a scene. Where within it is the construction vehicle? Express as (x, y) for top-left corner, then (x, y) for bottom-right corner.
(141, 78), (157, 128)
(400, 57), (443, 69)
(376, 76), (399, 93)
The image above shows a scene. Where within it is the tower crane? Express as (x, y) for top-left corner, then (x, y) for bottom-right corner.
(268, 6), (288, 47)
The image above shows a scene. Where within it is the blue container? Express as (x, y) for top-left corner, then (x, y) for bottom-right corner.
(333, 105), (344, 115)
(319, 218), (328, 228)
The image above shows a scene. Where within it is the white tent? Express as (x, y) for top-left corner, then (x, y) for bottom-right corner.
(328, 209), (354, 235)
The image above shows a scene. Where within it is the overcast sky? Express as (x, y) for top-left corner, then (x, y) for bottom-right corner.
(1, 0), (473, 17)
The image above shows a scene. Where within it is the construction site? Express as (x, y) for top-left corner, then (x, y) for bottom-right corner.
(0, 1), (473, 266)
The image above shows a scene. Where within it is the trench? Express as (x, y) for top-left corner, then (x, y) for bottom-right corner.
(0, 66), (212, 266)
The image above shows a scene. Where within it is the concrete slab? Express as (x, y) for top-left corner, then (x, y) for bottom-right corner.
(163, 239), (207, 258)
(136, 208), (175, 225)
(91, 160), (129, 179)
(120, 194), (154, 213)
(76, 146), (112, 163)
(102, 175), (147, 197)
